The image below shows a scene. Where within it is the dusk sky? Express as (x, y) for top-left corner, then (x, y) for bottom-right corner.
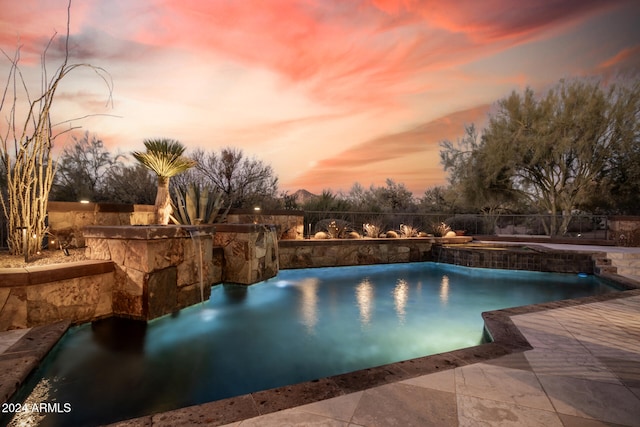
(1, 0), (639, 196)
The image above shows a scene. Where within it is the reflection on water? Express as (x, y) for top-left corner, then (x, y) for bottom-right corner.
(9, 378), (56, 426)
(440, 275), (450, 305)
(356, 278), (374, 327)
(91, 317), (147, 354)
(394, 279), (409, 324)
(298, 278), (319, 333)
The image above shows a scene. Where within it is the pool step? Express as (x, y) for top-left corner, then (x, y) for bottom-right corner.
(606, 252), (640, 278)
(593, 256), (617, 275)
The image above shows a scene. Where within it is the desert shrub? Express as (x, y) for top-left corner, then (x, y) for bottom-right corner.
(363, 222), (382, 238)
(315, 219), (352, 238)
(430, 222), (452, 237)
(399, 224), (419, 237)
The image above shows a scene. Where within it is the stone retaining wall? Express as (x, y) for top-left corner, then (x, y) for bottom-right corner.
(84, 225), (221, 321)
(226, 209), (304, 240)
(214, 224), (280, 284)
(431, 244), (595, 273)
(0, 261), (114, 331)
(47, 202), (154, 249)
(278, 238), (464, 269)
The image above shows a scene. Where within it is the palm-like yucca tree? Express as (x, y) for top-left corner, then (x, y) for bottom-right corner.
(132, 139), (196, 225)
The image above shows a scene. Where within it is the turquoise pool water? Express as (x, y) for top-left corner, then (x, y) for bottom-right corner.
(6, 262), (616, 426)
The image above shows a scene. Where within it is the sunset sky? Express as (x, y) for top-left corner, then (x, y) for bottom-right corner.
(1, 0), (639, 196)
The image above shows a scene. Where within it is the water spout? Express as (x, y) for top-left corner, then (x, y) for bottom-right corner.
(187, 229), (206, 304)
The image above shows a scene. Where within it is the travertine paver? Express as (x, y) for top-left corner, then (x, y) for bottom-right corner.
(0, 328), (29, 354)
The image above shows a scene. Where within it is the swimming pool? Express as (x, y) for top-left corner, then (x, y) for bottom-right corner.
(6, 262), (616, 426)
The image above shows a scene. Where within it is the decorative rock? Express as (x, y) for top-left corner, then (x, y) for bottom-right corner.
(444, 231), (457, 238)
(314, 231), (329, 239)
(386, 230), (399, 238)
(347, 231), (361, 239)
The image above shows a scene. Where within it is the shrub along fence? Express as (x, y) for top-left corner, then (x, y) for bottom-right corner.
(304, 211), (612, 240)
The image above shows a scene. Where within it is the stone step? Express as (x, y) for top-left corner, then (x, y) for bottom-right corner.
(595, 265), (618, 274)
(606, 253), (640, 276)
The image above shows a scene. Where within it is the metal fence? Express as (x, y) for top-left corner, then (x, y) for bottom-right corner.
(0, 210), (611, 250)
(303, 211), (610, 240)
(0, 214), (6, 249)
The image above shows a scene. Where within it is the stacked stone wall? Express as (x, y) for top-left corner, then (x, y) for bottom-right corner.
(84, 225), (221, 320)
(0, 261), (114, 331)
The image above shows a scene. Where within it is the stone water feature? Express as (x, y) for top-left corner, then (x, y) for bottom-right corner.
(83, 223), (279, 321)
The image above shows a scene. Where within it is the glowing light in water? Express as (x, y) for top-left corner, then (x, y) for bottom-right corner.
(393, 279), (409, 324)
(199, 308), (217, 322)
(440, 275), (450, 304)
(298, 278), (319, 333)
(274, 280), (291, 288)
(356, 278), (374, 327)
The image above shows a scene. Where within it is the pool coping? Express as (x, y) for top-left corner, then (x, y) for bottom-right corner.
(0, 320), (71, 405)
(2, 273), (639, 427)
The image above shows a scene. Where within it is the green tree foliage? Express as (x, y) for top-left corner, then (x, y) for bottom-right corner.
(51, 132), (120, 202)
(418, 185), (455, 214)
(440, 124), (518, 215)
(302, 189), (351, 212)
(346, 179), (415, 212)
(486, 79), (639, 233)
(443, 78), (640, 235)
(132, 139), (195, 224)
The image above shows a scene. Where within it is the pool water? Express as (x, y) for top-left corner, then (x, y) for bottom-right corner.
(6, 262), (616, 426)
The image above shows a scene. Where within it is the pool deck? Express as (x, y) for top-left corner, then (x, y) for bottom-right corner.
(1, 243), (640, 426)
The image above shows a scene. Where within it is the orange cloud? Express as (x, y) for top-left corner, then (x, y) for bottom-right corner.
(598, 44), (640, 71)
(285, 103), (490, 194)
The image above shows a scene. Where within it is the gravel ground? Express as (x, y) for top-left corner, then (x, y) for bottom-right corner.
(0, 248), (88, 268)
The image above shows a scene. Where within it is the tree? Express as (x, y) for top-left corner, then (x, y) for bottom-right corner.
(188, 147), (278, 208)
(470, 79), (639, 235)
(0, 1), (112, 256)
(302, 189), (351, 212)
(418, 185), (455, 214)
(346, 179), (415, 212)
(440, 124), (517, 215)
(132, 139), (195, 224)
(50, 131), (120, 201)
(101, 164), (156, 205)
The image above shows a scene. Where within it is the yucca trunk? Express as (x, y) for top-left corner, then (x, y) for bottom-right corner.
(155, 176), (172, 225)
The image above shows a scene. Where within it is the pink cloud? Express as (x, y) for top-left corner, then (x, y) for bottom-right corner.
(286, 104), (490, 193)
(598, 44), (640, 71)
(370, 0), (623, 42)
(105, 0), (626, 112)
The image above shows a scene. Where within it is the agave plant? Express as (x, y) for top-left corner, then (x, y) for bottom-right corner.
(132, 139), (196, 224)
(170, 184), (229, 225)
